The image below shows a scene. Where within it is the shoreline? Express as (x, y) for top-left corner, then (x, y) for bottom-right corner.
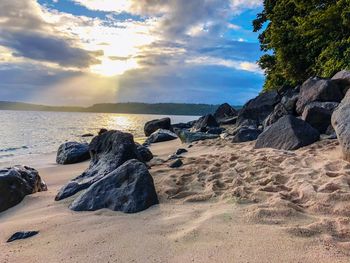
(1, 138), (350, 262)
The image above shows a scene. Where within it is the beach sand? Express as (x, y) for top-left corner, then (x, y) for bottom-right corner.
(1, 138), (350, 262)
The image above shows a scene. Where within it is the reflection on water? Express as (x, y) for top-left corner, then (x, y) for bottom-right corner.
(0, 110), (198, 161)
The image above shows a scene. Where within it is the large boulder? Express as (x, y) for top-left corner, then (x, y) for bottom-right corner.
(191, 114), (219, 132)
(0, 166), (47, 212)
(232, 127), (261, 143)
(55, 130), (139, 201)
(70, 160), (158, 213)
(302, 102), (339, 134)
(144, 118), (171, 137)
(214, 103), (237, 123)
(332, 90), (350, 161)
(177, 130), (219, 143)
(237, 91), (280, 127)
(145, 129), (178, 144)
(263, 89), (299, 128)
(135, 143), (153, 162)
(255, 115), (320, 150)
(332, 70), (350, 96)
(56, 142), (90, 165)
(296, 77), (343, 115)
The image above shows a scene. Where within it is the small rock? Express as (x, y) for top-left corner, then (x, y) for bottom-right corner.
(169, 159), (183, 168)
(98, 128), (108, 135)
(190, 114), (219, 132)
(135, 143), (153, 162)
(177, 130), (219, 143)
(81, 133), (94, 137)
(232, 127), (261, 143)
(144, 118), (171, 136)
(175, 148), (188, 155)
(56, 142), (90, 165)
(145, 129), (178, 144)
(7, 231), (39, 243)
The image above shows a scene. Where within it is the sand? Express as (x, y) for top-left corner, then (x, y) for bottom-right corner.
(1, 138), (350, 262)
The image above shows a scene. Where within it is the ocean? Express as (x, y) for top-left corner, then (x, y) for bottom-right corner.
(0, 110), (198, 162)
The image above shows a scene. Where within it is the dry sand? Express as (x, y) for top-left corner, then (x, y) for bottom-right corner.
(1, 138), (350, 262)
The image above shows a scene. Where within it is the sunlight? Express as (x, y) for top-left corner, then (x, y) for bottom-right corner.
(91, 57), (138, 76)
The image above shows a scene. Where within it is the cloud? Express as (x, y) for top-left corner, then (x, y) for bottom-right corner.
(0, 0), (103, 69)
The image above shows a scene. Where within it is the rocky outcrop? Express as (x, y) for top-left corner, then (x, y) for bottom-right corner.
(214, 103), (237, 124)
(302, 102), (339, 133)
(232, 127), (261, 143)
(177, 130), (219, 143)
(145, 129), (178, 144)
(0, 166), (47, 212)
(296, 77), (343, 114)
(237, 91), (280, 127)
(144, 118), (171, 136)
(136, 143), (153, 162)
(56, 142), (90, 165)
(255, 115), (320, 150)
(70, 160), (158, 213)
(55, 130), (139, 201)
(332, 90), (350, 161)
(190, 114), (219, 132)
(332, 70), (350, 96)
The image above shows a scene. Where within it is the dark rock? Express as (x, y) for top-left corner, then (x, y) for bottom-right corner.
(145, 129), (178, 144)
(302, 102), (339, 133)
(177, 130), (219, 143)
(144, 118), (171, 137)
(175, 148), (188, 155)
(81, 133), (94, 137)
(232, 127), (261, 143)
(56, 142), (90, 165)
(237, 91), (280, 128)
(136, 143), (153, 162)
(70, 159), (158, 213)
(98, 128), (108, 135)
(255, 115), (320, 150)
(296, 77), (343, 114)
(214, 103), (237, 121)
(55, 130), (139, 201)
(332, 70), (350, 96)
(7, 231), (39, 243)
(172, 121), (196, 130)
(169, 159), (183, 168)
(191, 114), (219, 132)
(206, 127), (225, 135)
(0, 166), (47, 212)
(332, 89), (350, 161)
(217, 116), (237, 125)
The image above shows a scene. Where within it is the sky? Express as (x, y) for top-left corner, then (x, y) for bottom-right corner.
(0, 0), (265, 106)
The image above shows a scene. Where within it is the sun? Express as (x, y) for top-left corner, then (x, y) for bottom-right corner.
(91, 57), (138, 77)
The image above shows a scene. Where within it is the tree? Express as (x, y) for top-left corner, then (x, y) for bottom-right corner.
(254, 0), (350, 91)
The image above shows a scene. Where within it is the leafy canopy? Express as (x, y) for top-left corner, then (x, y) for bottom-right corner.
(253, 0), (350, 91)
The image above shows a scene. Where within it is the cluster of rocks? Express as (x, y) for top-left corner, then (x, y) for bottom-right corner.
(56, 130), (159, 214)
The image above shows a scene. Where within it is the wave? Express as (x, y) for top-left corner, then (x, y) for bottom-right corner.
(0, 146), (28, 153)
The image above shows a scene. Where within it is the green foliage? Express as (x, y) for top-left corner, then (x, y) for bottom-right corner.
(254, 0), (350, 91)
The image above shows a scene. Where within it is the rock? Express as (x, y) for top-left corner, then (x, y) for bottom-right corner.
(214, 103), (237, 122)
(255, 115), (320, 150)
(55, 130), (139, 201)
(232, 127), (261, 143)
(332, 90), (350, 161)
(175, 148), (188, 155)
(217, 116), (237, 125)
(169, 159), (183, 168)
(332, 70), (350, 95)
(81, 133), (94, 137)
(191, 114), (219, 132)
(98, 128), (108, 135)
(177, 130), (219, 143)
(56, 142), (90, 165)
(206, 127), (225, 135)
(237, 91), (280, 127)
(296, 77), (343, 114)
(7, 231), (39, 242)
(70, 160), (158, 213)
(0, 166), (47, 212)
(145, 129), (178, 144)
(172, 121), (196, 130)
(136, 143), (153, 162)
(301, 102), (339, 133)
(144, 118), (171, 137)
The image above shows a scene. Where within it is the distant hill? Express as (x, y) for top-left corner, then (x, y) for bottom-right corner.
(0, 101), (242, 116)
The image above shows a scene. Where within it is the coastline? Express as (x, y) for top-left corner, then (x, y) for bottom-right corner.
(1, 138), (350, 262)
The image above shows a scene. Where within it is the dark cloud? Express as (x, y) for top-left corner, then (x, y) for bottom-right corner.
(1, 30), (102, 67)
